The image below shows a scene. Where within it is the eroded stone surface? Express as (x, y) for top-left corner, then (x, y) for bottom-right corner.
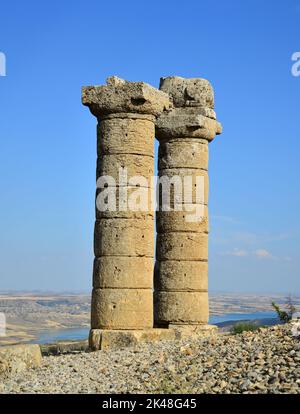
(154, 260), (208, 291)
(40, 341), (89, 356)
(98, 117), (154, 157)
(156, 204), (208, 233)
(156, 107), (222, 140)
(82, 76), (170, 117)
(91, 288), (153, 330)
(97, 153), (154, 185)
(159, 138), (209, 170)
(93, 256), (153, 289)
(156, 232), (208, 261)
(156, 76), (222, 141)
(158, 168), (209, 205)
(169, 324), (217, 340)
(159, 76), (214, 109)
(89, 328), (176, 351)
(94, 218), (154, 257)
(95, 186), (154, 220)
(154, 291), (209, 325)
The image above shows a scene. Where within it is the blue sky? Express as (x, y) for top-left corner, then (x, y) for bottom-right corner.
(0, 0), (299, 293)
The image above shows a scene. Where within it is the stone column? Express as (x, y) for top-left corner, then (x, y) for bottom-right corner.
(154, 76), (222, 332)
(82, 77), (169, 349)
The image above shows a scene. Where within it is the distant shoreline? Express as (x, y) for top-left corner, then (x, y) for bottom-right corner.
(1, 293), (299, 346)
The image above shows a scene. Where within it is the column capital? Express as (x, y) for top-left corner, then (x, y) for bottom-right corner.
(82, 76), (171, 118)
(156, 76), (222, 141)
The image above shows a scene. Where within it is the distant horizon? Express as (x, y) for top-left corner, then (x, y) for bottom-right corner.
(1, 289), (299, 296)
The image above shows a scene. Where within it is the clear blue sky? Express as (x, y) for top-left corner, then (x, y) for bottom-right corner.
(0, 0), (299, 293)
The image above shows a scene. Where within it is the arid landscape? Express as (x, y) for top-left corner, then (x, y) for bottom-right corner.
(1, 292), (299, 346)
(0, 293), (90, 345)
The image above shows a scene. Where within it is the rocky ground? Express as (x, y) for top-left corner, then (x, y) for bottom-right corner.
(0, 324), (299, 394)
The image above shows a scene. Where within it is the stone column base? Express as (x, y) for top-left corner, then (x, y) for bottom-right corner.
(89, 325), (218, 351)
(89, 328), (176, 351)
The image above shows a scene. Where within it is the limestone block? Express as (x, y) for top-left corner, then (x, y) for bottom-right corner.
(94, 330), (136, 350)
(91, 288), (153, 329)
(0, 344), (42, 375)
(156, 204), (208, 233)
(100, 329), (175, 350)
(154, 260), (208, 291)
(89, 328), (176, 351)
(82, 76), (170, 118)
(157, 77), (221, 140)
(159, 76), (214, 109)
(95, 186), (154, 219)
(96, 154), (154, 185)
(156, 232), (208, 261)
(158, 138), (208, 170)
(40, 341), (89, 356)
(94, 218), (154, 257)
(154, 291), (209, 324)
(158, 168), (209, 205)
(93, 256), (153, 289)
(98, 117), (155, 157)
(156, 108), (222, 140)
(169, 324), (217, 340)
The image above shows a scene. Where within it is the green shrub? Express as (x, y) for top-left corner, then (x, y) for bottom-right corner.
(271, 295), (296, 323)
(230, 322), (260, 335)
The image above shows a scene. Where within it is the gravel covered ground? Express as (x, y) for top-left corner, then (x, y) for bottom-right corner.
(1, 324), (300, 394)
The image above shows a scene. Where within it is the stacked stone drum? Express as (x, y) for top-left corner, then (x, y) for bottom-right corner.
(82, 77), (169, 348)
(154, 76), (222, 330)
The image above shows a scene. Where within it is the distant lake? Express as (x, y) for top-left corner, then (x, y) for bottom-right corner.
(33, 311), (278, 344)
(34, 328), (89, 344)
(209, 311), (278, 325)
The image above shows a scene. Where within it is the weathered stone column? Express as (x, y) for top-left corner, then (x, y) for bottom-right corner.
(155, 76), (222, 333)
(82, 77), (169, 349)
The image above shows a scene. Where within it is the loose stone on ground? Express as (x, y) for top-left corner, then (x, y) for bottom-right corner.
(1, 325), (299, 394)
